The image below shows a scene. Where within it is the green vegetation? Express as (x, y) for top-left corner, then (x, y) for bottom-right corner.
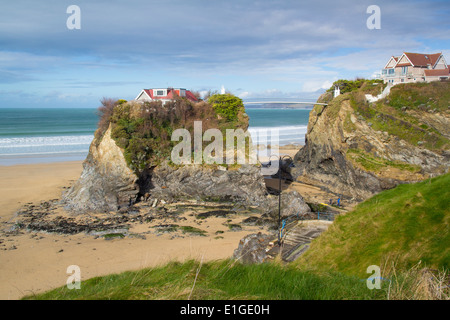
(207, 93), (245, 122)
(152, 224), (179, 233)
(151, 225), (207, 236)
(23, 259), (383, 300)
(346, 148), (421, 173)
(96, 93), (248, 174)
(103, 233), (125, 240)
(179, 226), (208, 236)
(328, 78), (385, 95)
(343, 81), (450, 151)
(295, 172), (450, 277)
(226, 223), (242, 231)
(388, 82), (450, 112)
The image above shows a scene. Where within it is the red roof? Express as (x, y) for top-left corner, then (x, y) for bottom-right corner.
(424, 68), (450, 77)
(403, 52), (442, 67)
(185, 90), (198, 102)
(141, 88), (198, 102)
(143, 89), (154, 99)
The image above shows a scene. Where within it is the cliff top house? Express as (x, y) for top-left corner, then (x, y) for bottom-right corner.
(135, 88), (198, 104)
(380, 52), (449, 84)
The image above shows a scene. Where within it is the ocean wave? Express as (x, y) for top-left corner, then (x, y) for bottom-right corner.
(0, 135), (94, 156)
(248, 125), (306, 145)
(0, 135), (94, 147)
(0, 123), (305, 157)
(0, 150), (88, 157)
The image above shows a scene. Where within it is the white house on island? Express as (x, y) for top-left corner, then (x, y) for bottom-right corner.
(135, 88), (198, 104)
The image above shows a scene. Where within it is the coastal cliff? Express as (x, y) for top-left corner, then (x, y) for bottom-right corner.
(293, 80), (450, 202)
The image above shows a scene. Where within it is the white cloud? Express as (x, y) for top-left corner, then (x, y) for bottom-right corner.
(302, 80), (334, 93)
(0, 0), (448, 107)
(238, 91), (250, 98)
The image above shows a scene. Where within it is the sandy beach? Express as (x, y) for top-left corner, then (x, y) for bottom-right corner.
(0, 146), (341, 300)
(0, 160), (273, 300)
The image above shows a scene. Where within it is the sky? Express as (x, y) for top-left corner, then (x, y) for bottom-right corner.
(1, 0), (449, 108)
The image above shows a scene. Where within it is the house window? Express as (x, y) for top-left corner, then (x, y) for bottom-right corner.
(401, 66), (408, 75)
(388, 68), (394, 75)
(155, 89), (166, 96)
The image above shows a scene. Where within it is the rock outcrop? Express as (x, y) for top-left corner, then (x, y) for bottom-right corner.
(263, 190), (311, 219)
(148, 161), (268, 205)
(292, 82), (450, 202)
(62, 125), (139, 212)
(233, 232), (272, 264)
(62, 97), (311, 217)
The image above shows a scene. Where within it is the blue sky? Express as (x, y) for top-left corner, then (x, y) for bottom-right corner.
(1, 0), (449, 108)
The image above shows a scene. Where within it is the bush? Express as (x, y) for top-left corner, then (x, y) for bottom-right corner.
(97, 93), (250, 175)
(328, 78), (384, 95)
(96, 98), (118, 138)
(208, 93), (244, 121)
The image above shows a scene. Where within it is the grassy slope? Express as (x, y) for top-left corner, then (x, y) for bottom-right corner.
(320, 81), (450, 175)
(295, 172), (450, 277)
(349, 81), (450, 152)
(24, 260), (384, 300)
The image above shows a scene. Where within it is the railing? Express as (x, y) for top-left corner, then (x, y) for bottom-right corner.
(243, 101), (328, 106)
(381, 71), (414, 79)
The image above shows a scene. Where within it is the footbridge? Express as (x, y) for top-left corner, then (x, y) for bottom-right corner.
(243, 100), (327, 106)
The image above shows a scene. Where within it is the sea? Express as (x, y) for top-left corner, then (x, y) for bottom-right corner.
(0, 107), (311, 166)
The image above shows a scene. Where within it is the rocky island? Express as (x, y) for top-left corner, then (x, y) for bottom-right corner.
(61, 94), (310, 219)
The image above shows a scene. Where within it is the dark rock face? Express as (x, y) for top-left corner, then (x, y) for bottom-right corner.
(264, 190), (311, 219)
(232, 232), (272, 264)
(149, 162), (268, 206)
(62, 125), (311, 218)
(292, 143), (387, 201)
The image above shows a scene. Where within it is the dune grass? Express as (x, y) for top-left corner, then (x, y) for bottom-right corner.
(23, 259), (385, 300)
(295, 173), (450, 277)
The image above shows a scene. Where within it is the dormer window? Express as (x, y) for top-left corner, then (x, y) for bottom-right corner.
(155, 89), (167, 96)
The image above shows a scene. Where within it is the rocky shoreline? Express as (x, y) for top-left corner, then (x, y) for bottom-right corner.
(2, 196), (282, 245)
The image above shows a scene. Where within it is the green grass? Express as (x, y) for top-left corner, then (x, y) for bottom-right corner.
(179, 226), (208, 236)
(388, 82), (450, 112)
(346, 148), (421, 173)
(103, 233), (125, 240)
(295, 172), (450, 277)
(151, 225), (208, 236)
(23, 260), (385, 300)
(346, 82), (450, 151)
